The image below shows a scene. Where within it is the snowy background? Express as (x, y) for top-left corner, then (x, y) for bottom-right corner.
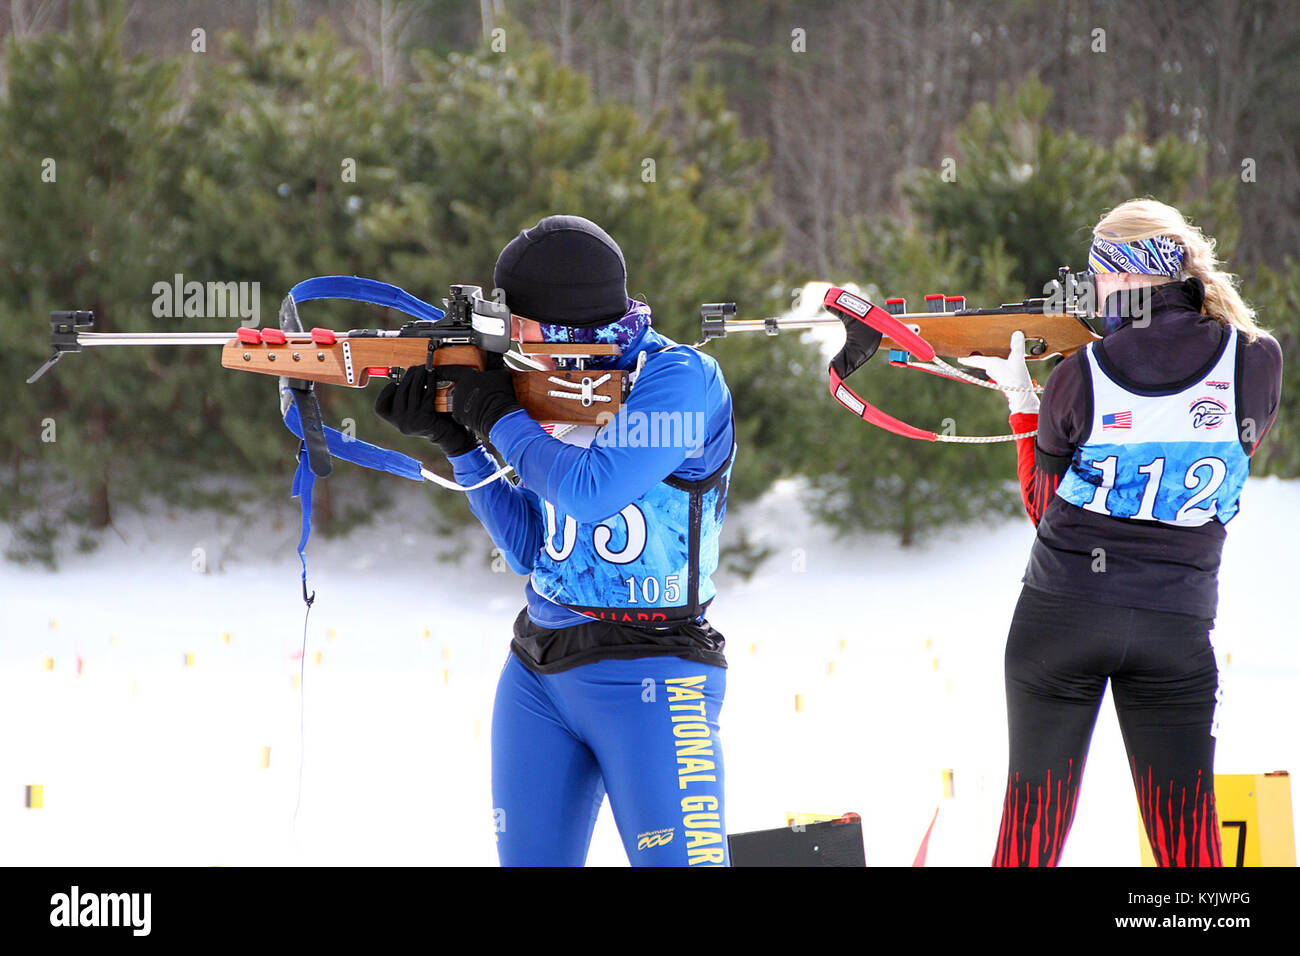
(2, 476), (1296, 867)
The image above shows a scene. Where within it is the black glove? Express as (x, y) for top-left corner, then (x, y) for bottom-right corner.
(374, 365), (481, 458)
(441, 364), (524, 439)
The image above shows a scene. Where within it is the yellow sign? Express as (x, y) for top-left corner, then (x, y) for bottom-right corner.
(1139, 772), (1295, 867)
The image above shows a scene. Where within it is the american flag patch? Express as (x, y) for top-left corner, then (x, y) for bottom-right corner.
(1102, 411), (1132, 429)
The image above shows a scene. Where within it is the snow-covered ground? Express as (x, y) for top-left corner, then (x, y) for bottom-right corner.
(2, 477), (1296, 866)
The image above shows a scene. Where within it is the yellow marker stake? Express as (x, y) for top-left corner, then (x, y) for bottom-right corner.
(184, 653), (195, 668)
(942, 769), (956, 800)
(442, 668), (450, 685)
(42, 657), (54, 671)
(794, 694), (803, 713)
(827, 661), (835, 676)
(313, 650), (322, 665)
(50, 619), (57, 630)
(25, 785), (43, 809)
(924, 638), (931, 650)
(260, 746), (272, 770)
(930, 658), (940, 671)
(222, 632), (231, 645)
(423, 628), (431, 640)
(290, 674), (299, 691)
(1225, 652), (1233, 666)
(441, 647), (451, 662)
(328, 629), (337, 641)
(749, 643), (757, 655)
(839, 639), (846, 651)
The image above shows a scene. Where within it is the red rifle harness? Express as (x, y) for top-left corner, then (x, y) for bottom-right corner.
(822, 287), (1038, 444)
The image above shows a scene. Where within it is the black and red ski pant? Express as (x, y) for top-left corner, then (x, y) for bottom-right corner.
(993, 585), (1222, 867)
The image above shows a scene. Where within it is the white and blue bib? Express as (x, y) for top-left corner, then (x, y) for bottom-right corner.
(1056, 328), (1249, 526)
(529, 435), (732, 624)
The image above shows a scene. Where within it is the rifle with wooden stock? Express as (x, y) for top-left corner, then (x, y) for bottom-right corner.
(699, 267), (1101, 443)
(28, 282), (626, 425)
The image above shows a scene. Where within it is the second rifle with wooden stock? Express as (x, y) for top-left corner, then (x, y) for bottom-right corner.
(697, 267), (1101, 443)
(29, 277), (630, 481)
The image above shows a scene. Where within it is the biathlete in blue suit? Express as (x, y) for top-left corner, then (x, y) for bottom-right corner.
(374, 216), (735, 866)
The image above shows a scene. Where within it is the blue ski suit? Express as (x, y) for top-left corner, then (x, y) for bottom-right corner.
(449, 321), (735, 866)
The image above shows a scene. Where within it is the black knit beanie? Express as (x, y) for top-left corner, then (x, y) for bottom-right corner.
(493, 215), (629, 328)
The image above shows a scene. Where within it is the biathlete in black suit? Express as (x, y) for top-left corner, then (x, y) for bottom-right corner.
(962, 199), (1283, 866)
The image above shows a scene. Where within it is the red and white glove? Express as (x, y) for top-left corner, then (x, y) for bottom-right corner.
(959, 331), (1040, 415)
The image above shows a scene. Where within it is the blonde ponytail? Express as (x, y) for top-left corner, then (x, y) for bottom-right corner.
(1092, 199), (1264, 341)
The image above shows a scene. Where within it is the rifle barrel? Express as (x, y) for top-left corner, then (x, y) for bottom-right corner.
(708, 312), (944, 337)
(705, 307), (1098, 358)
(71, 331), (416, 346)
(711, 309), (1094, 335)
(74, 332), (249, 346)
(722, 316), (837, 334)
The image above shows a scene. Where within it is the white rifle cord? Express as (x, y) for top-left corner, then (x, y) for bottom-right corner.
(910, 355), (1041, 442)
(934, 429), (1038, 443)
(420, 463), (514, 491)
(630, 350), (648, 384)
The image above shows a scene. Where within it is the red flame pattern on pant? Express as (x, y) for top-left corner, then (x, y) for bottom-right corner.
(993, 760), (1080, 866)
(1131, 759), (1222, 867)
(993, 758), (1223, 866)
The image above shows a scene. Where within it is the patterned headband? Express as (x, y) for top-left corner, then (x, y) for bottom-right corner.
(538, 299), (651, 367)
(1087, 235), (1184, 277)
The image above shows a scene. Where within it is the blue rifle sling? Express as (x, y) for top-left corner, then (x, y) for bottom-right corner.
(288, 275), (446, 322)
(278, 276), (446, 601)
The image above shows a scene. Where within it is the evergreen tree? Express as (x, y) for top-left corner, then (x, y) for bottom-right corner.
(904, 79), (1233, 292)
(0, 0), (189, 561)
(175, 18), (416, 534)
(1247, 259), (1300, 478)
